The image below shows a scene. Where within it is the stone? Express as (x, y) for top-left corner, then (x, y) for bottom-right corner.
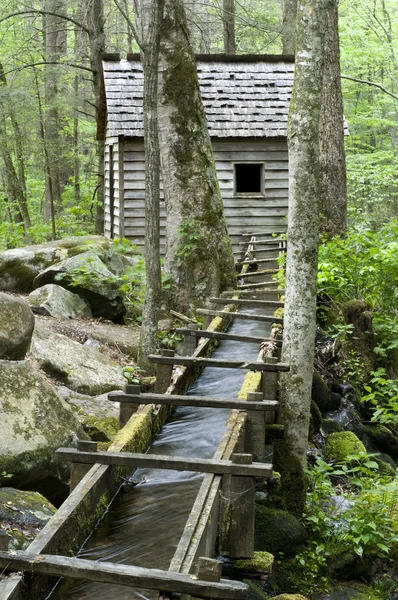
(342, 300), (376, 379)
(325, 432), (366, 462)
(0, 487), (56, 550)
(311, 400), (323, 433)
(321, 418), (344, 434)
(28, 284), (92, 321)
(312, 371), (342, 413)
(0, 236), (110, 292)
(0, 360), (86, 488)
(0, 293), (35, 360)
(254, 506), (308, 557)
(34, 251), (126, 321)
(362, 424), (398, 460)
(242, 580), (270, 600)
(158, 319), (174, 331)
(270, 596), (308, 600)
(59, 387), (120, 442)
(30, 321), (126, 396)
(315, 583), (370, 599)
(235, 552), (274, 577)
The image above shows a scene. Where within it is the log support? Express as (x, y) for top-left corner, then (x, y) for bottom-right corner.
(227, 454), (255, 559)
(70, 440), (98, 493)
(155, 349), (175, 394)
(245, 392), (266, 462)
(119, 384), (140, 429)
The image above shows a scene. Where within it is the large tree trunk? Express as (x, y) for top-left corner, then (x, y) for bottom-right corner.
(319, 0), (347, 237)
(281, 0), (297, 54)
(275, 0), (327, 515)
(137, 0), (165, 373)
(86, 0), (106, 235)
(223, 0), (236, 54)
(158, 0), (236, 313)
(44, 0), (67, 221)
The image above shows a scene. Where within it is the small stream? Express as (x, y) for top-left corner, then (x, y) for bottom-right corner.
(50, 303), (273, 600)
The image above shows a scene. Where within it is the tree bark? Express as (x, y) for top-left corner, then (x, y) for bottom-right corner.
(275, 0), (327, 515)
(158, 0), (236, 313)
(44, 0), (67, 221)
(223, 0), (236, 54)
(319, 0), (347, 238)
(282, 0), (297, 55)
(136, 0), (165, 373)
(86, 0), (106, 235)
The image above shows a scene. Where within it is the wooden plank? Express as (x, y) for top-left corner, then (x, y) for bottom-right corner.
(0, 553), (247, 600)
(107, 391), (279, 412)
(148, 355), (288, 371)
(241, 230), (286, 237)
(210, 298), (284, 307)
(221, 288), (285, 296)
(196, 309), (283, 324)
(56, 448), (273, 478)
(175, 328), (281, 345)
(236, 257), (282, 266)
(238, 281), (280, 290)
(238, 269), (279, 278)
(239, 239), (284, 245)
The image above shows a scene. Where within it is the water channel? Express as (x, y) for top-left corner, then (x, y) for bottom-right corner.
(50, 304), (272, 600)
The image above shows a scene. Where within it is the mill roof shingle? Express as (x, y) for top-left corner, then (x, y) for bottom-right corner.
(102, 55), (295, 138)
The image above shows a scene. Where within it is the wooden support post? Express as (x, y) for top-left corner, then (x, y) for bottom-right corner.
(0, 531), (9, 551)
(181, 323), (197, 356)
(119, 384), (140, 429)
(202, 315), (212, 329)
(197, 557), (222, 582)
(229, 454), (255, 559)
(245, 392), (265, 462)
(70, 440), (98, 493)
(262, 357), (279, 424)
(155, 349), (175, 394)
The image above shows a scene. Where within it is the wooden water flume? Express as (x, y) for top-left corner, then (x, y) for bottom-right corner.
(0, 231), (287, 600)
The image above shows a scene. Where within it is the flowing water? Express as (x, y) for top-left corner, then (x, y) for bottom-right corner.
(50, 305), (272, 600)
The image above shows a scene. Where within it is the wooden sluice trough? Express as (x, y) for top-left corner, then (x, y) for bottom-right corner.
(0, 233), (286, 600)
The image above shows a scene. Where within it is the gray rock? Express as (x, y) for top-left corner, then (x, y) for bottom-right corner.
(312, 371), (342, 412)
(30, 321), (125, 395)
(28, 284), (92, 321)
(0, 293), (35, 360)
(34, 251), (126, 321)
(84, 338), (102, 351)
(0, 359), (86, 488)
(316, 583), (370, 600)
(254, 505), (308, 557)
(0, 236), (110, 292)
(0, 487), (56, 550)
(362, 423), (398, 460)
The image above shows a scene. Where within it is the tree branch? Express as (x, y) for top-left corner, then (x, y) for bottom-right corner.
(0, 9), (90, 34)
(341, 74), (398, 100)
(2, 62), (95, 79)
(112, 0), (143, 50)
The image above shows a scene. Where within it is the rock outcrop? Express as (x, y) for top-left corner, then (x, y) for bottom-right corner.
(28, 284), (92, 321)
(0, 293), (35, 360)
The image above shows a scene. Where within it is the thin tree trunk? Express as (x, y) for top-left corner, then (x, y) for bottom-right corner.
(158, 0), (236, 313)
(87, 0), (106, 235)
(73, 18), (81, 207)
(44, 0), (67, 220)
(282, 0), (297, 55)
(319, 0), (347, 237)
(223, 0), (236, 54)
(275, 0), (327, 515)
(137, 0), (165, 373)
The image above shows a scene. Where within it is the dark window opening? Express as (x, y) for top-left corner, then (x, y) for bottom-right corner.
(234, 163), (263, 195)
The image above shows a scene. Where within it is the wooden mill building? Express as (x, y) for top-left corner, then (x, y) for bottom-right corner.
(98, 54), (294, 255)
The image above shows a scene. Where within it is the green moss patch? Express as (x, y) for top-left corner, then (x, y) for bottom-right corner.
(325, 432), (366, 462)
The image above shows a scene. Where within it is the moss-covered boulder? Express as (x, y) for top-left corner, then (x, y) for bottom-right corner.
(321, 419), (344, 435)
(254, 506), (307, 556)
(34, 251), (125, 321)
(28, 284), (92, 321)
(312, 371), (342, 413)
(341, 300), (375, 379)
(0, 236), (110, 293)
(325, 432), (366, 462)
(315, 583), (370, 599)
(311, 400), (323, 434)
(270, 595), (308, 600)
(362, 424), (398, 460)
(0, 293), (35, 360)
(30, 321), (125, 395)
(235, 552), (274, 578)
(0, 487), (56, 550)
(243, 579), (270, 600)
(0, 360), (86, 488)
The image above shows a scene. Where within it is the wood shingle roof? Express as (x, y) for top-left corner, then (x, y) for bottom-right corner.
(101, 54), (295, 139)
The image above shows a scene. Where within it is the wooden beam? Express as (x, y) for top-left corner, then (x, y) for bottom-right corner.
(239, 239), (284, 246)
(148, 355), (289, 371)
(238, 281), (280, 290)
(0, 552), (248, 600)
(241, 231), (286, 238)
(238, 269), (279, 278)
(108, 391), (279, 412)
(221, 288), (285, 297)
(210, 298), (284, 308)
(196, 309), (283, 324)
(176, 328), (281, 345)
(236, 257), (282, 266)
(56, 448), (273, 478)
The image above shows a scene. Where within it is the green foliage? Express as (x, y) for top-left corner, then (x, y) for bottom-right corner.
(122, 366), (146, 384)
(177, 219), (203, 260)
(0, 471), (12, 485)
(362, 369), (398, 431)
(157, 329), (182, 350)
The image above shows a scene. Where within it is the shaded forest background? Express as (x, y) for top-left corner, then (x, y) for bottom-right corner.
(0, 0), (396, 250)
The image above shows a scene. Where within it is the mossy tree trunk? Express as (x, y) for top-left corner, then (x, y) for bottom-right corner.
(276, 0), (327, 515)
(137, 0), (165, 374)
(223, 0), (236, 54)
(281, 0), (297, 55)
(319, 0), (347, 238)
(157, 0), (236, 313)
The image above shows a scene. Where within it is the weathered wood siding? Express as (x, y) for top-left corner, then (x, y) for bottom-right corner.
(105, 137), (288, 254)
(104, 136), (124, 239)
